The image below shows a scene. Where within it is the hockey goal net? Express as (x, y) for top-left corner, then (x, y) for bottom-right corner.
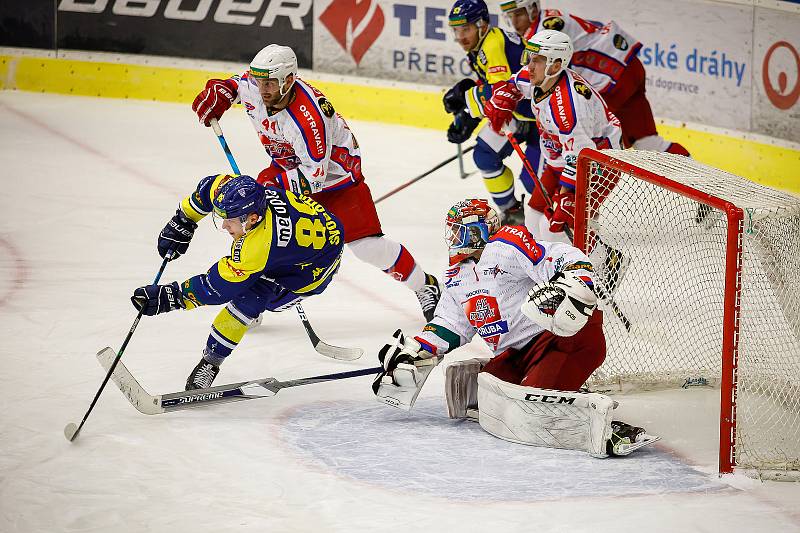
(574, 149), (800, 478)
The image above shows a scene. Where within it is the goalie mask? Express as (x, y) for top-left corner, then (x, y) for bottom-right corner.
(445, 199), (501, 265)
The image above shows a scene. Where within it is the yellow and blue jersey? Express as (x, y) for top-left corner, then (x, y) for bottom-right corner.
(465, 27), (533, 121)
(177, 174), (344, 308)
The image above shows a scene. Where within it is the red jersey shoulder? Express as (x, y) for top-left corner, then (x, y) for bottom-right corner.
(549, 73), (578, 135)
(489, 225), (545, 264)
(286, 82), (327, 162)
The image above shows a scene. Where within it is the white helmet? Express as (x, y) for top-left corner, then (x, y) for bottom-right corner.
(524, 29), (573, 85)
(250, 44), (298, 96)
(499, 0), (538, 17)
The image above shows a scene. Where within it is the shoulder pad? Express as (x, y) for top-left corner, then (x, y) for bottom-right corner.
(542, 16), (565, 31)
(502, 29), (522, 44)
(445, 266), (461, 278)
(572, 80), (593, 100)
(489, 226), (545, 264)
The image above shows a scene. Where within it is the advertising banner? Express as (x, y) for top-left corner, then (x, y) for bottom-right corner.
(751, 6), (799, 141)
(548, 0), (753, 131)
(55, 0), (313, 67)
(0, 0), (56, 49)
(313, 0), (506, 86)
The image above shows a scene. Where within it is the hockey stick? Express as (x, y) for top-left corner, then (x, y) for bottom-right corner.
(504, 132), (632, 331)
(208, 118), (363, 361)
(374, 144), (475, 204)
(64, 255), (171, 442)
(457, 143), (472, 179)
(96, 347), (381, 415)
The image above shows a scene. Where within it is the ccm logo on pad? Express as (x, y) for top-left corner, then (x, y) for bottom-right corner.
(524, 394), (576, 404)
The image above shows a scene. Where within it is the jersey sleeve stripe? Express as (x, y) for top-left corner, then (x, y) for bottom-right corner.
(421, 323), (462, 352)
(549, 76), (577, 134)
(488, 231), (546, 264)
(491, 237), (546, 264)
(287, 84), (327, 163)
(415, 337), (439, 355)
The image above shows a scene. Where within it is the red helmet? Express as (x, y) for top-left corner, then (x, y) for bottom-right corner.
(445, 199), (501, 265)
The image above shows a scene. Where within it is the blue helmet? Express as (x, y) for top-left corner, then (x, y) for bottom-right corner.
(212, 175), (266, 220)
(449, 0), (490, 27)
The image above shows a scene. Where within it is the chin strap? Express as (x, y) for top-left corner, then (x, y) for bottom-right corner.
(470, 21), (491, 52)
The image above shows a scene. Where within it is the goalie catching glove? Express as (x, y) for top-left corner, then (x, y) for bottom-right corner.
(521, 271), (597, 336)
(372, 329), (442, 411)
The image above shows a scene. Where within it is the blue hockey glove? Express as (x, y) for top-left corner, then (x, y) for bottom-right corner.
(443, 78), (477, 114)
(158, 209), (198, 261)
(447, 109), (481, 144)
(131, 282), (186, 316)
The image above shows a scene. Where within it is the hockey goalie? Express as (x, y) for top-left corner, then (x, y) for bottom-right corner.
(372, 199), (658, 457)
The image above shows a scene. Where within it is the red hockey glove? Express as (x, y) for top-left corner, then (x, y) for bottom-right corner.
(257, 166), (314, 196)
(484, 81), (522, 133)
(257, 165), (285, 188)
(192, 78), (238, 126)
(545, 191), (575, 233)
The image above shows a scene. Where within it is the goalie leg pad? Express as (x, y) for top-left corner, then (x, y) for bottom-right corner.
(445, 358), (490, 419)
(477, 372), (616, 457)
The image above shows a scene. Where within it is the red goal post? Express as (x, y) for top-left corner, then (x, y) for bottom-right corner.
(574, 148), (800, 478)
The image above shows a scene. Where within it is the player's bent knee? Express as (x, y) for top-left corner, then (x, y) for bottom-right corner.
(445, 358), (490, 419)
(476, 372), (616, 457)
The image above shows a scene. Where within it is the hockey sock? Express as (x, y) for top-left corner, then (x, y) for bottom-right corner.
(348, 236), (425, 291)
(204, 305), (252, 362)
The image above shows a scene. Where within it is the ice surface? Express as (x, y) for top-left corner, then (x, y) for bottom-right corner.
(0, 91), (798, 532)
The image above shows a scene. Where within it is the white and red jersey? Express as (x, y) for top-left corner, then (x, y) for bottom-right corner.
(416, 225), (595, 357)
(525, 10), (642, 94)
(510, 67), (622, 189)
(232, 74), (363, 194)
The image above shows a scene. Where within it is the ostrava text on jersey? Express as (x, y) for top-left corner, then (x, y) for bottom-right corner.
(512, 67), (622, 189)
(178, 174), (344, 308)
(234, 75), (363, 194)
(465, 27), (533, 121)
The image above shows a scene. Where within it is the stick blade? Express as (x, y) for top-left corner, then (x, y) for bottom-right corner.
(315, 342), (364, 361)
(96, 347), (164, 415)
(64, 422), (78, 442)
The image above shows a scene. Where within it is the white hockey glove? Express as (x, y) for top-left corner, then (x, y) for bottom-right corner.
(521, 271), (597, 337)
(372, 329), (441, 411)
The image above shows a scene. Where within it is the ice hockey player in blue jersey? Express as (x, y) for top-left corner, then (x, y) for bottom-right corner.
(130, 174), (344, 390)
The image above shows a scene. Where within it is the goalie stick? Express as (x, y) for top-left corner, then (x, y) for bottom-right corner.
(96, 347), (381, 415)
(208, 118), (363, 361)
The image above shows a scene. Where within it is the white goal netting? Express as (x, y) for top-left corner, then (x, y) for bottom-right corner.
(578, 150), (800, 476)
